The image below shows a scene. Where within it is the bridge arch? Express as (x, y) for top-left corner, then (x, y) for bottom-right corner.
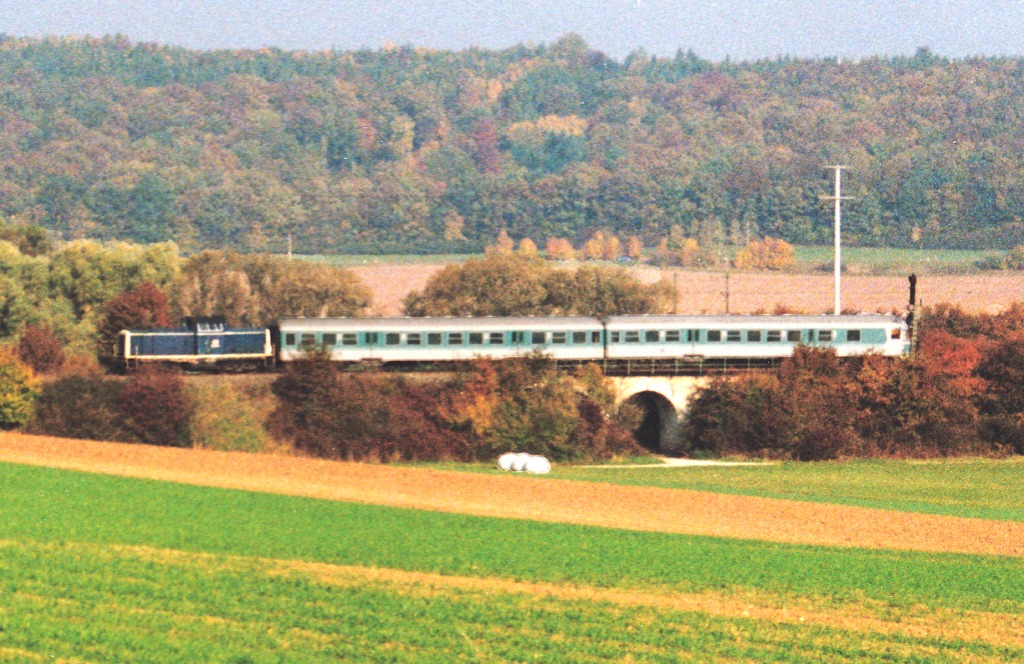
(610, 376), (710, 454)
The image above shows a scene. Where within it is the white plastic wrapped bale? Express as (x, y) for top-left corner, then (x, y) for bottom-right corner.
(524, 455), (551, 474)
(496, 452), (517, 471)
(510, 452), (531, 472)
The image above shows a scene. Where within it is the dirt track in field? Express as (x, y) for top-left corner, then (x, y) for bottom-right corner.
(4, 433), (1024, 557)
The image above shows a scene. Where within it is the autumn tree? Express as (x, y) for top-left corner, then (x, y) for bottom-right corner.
(403, 253), (669, 317)
(545, 237), (575, 261)
(733, 237), (796, 270)
(96, 282), (172, 357)
(0, 350), (40, 429)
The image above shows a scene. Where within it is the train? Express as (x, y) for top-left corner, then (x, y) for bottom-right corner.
(116, 313), (911, 372)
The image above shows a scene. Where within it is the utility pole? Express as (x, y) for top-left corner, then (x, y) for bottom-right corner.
(822, 166), (852, 315)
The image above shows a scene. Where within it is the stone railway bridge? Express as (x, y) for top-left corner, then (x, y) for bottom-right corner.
(609, 375), (711, 454)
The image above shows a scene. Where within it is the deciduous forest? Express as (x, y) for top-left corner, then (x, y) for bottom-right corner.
(3, 34), (1024, 253)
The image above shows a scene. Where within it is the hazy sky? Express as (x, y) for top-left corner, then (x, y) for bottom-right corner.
(4, 1), (1024, 62)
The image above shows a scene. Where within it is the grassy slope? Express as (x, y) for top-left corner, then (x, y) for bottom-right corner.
(5, 461), (1024, 661)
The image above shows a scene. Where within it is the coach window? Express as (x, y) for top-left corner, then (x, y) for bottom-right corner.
(552, 331), (567, 344)
(818, 330), (833, 342)
(427, 333), (443, 346)
(610, 331), (621, 343)
(322, 333), (337, 348)
(406, 333), (422, 345)
(572, 331), (587, 344)
(591, 331), (602, 344)
(531, 331), (546, 345)
(511, 331), (525, 344)
(707, 330), (722, 342)
(787, 330), (802, 343)
(847, 329), (861, 342)
(665, 330), (680, 343)
(448, 332), (464, 345)
(489, 332), (504, 345)
(284, 333), (296, 346)
(767, 330), (782, 343)
(747, 330), (762, 342)
(300, 334), (317, 350)
(366, 332), (379, 345)
(342, 333), (358, 346)
(726, 330), (742, 342)
(645, 330), (660, 343)
(625, 331), (640, 343)
(469, 332), (484, 345)
(386, 333), (401, 345)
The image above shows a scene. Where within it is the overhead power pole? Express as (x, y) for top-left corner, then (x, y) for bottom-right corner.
(822, 166), (852, 315)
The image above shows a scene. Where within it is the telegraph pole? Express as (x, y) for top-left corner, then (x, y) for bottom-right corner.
(822, 166), (852, 315)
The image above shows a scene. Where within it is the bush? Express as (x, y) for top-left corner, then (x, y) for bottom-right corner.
(17, 324), (65, 374)
(121, 368), (193, 447)
(188, 379), (272, 452)
(0, 351), (40, 429)
(30, 374), (131, 442)
(269, 356), (464, 462)
(270, 355), (641, 463)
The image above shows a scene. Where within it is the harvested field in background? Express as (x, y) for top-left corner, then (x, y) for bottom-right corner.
(349, 262), (1022, 317)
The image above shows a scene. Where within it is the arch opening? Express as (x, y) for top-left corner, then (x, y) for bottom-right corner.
(623, 391), (677, 453)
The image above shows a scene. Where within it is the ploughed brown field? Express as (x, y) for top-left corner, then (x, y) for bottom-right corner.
(350, 263), (1023, 317)
(2, 432), (1023, 558)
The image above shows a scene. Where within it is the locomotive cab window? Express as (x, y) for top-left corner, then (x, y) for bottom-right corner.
(891, 328), (902, 339)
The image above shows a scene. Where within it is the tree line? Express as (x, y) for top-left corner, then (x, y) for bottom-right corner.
(3, 36), (1024, 253)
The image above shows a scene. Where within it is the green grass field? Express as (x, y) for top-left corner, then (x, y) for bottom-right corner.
(552, 457), (1024, 522)
(2, 461), (1024, 661)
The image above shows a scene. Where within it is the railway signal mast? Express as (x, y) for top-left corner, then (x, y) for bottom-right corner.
(822, 166), (852, 315)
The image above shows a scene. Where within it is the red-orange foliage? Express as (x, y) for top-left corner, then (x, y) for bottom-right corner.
(17, 324), (65, 375)
(120, 368), (194, 447)
(97, 282), (172, 356)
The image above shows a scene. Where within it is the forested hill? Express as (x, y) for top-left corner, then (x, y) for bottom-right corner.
(2, 34), (1024, 253)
